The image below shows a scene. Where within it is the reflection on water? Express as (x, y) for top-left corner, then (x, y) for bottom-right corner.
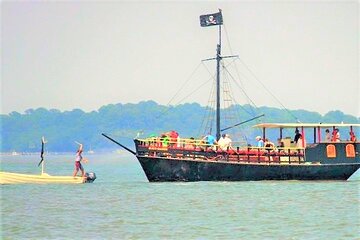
(1, 154), (359, 239)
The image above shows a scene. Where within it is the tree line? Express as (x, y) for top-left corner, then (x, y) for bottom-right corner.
(1, 100), (358, 152)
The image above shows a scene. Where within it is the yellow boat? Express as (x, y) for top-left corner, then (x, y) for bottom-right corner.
(0, 171), (88, 184)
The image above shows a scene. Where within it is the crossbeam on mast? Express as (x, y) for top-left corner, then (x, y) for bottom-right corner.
(202, 55), (238, 62)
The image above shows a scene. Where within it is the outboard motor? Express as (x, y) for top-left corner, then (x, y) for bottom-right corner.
(85, 172), (96, 183)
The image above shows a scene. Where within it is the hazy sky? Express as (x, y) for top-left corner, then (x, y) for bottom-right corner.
(1, 1), (359, 117)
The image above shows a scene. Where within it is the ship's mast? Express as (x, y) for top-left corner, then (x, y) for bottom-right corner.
(215, 25), (222, 140)
(200, 10), (237, 140)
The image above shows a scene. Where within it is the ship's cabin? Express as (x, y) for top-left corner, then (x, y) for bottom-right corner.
(253, 123), (359, 164)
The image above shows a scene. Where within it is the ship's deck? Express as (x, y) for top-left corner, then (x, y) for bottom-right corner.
(135, 138), (307, 165)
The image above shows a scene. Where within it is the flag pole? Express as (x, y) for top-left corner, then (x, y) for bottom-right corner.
(199, 9), (224, 140)
(40, 136), (46, 175)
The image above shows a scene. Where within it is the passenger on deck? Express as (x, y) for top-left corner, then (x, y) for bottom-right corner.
(294, 128), (301, 143)
(218, 134), (232, 150)
(203, 134), (217, 150)
(336, 129), (341, 142)
(255, 136), (264, 148)
(277, 138), (285, 148)
(277, 138), (285, 153)
(224, 134), (233, 150)
(264, 138), (275, 151)
(296, 134), (307, 149)
(168, 130), (179, 147)
(349, 131), (357, 142)
(161, 134), (170, 147)
(332, 128), (341, 142)
(325, 129), (331, 142)
(203, 134), (216, 146)
(185, 137), (196, 149)
(217, 134), (226, 149)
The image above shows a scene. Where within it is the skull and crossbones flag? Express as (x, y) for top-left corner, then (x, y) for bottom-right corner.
(200, 11), (223, 27)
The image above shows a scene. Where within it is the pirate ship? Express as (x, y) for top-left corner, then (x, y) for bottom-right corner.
(103, 10), (360, 181)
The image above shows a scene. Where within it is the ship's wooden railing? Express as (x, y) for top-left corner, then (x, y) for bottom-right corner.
(135, 138), (306, 164)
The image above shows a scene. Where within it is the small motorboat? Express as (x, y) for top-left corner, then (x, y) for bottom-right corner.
(0, 171), (96, 184)
(0, 137), (96, 184)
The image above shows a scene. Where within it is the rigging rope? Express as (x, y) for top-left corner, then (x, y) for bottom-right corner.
(155, 73), (215, 122)
(199, 58), (262, 140)
(223, 25), (300, 122)
(223, 25), (246, 89)
(164, 62), (203, 107)
(235, 56), (300, 122)
(221, 63), (251, 143)
(198, 78), (216, 137)
(221, 62), (259, 116)
(154, 62), (204, 119)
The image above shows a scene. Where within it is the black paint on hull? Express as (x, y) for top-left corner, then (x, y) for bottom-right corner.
(137, 156), (360, 182)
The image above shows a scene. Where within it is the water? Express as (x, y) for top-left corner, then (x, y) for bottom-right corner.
(1, 154), (359, 239)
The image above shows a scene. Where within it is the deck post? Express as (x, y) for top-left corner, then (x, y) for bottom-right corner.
(301, 126), (305, 148)
(317, 127), (321, 143)
(262, 127), (266, 140)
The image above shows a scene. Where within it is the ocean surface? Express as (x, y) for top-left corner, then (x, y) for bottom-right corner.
(1, 153), (359, 240)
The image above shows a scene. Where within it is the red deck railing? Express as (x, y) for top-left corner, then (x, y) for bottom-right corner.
(135, 138), (306, 164)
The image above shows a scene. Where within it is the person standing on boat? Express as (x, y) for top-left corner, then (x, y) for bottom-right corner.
(223, 134), (233, 150)
(73, 143), (86, 178)
(349, 131), (357, 142)
(296, 134), (307, 149)
(217, 134), (225, 150)
(264, 138), (275, 151)
(160, 134), (170, 147)
(206, 134), (217, 150)
(203, 134), (216, 146)
(255, 136), (264, 148)
(218, 134), (232, 150)
(332, 128), (341, 142)
(277, 138), (285, 148)
(294, 128), (301, 143)
(325, 129), (332, 142)
(168, 130), (179, 147)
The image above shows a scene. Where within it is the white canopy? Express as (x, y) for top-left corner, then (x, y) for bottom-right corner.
(253, 123), (360, 129)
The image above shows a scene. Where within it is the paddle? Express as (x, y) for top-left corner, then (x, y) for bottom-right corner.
(38, 136), (46, 167)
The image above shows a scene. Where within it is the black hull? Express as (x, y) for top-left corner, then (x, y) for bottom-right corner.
(137, 156), (360, 182)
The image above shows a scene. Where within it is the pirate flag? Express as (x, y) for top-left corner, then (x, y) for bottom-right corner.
(200, 11), (223, 27)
